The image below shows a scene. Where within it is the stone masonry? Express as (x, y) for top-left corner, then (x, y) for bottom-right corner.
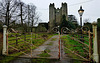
(49, 3), (68, 31)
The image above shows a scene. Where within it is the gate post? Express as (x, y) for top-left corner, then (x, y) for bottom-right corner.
(2, 25), (7, 55)
(92, 22), (99, 63)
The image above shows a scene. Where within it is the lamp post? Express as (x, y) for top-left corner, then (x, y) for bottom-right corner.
(78, 6), (84, 41)
(78, 6), (84, 27)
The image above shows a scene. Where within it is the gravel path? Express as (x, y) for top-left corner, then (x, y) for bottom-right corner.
(20, 35), (60, 59)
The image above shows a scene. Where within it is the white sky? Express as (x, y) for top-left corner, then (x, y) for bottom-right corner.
(22, 0), (100, 24)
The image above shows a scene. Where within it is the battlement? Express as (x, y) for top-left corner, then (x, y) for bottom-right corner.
(62, 2), (67, 5)
(49, 3), (55, 7)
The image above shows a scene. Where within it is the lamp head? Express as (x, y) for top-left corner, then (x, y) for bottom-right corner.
(78, 6), (84, 16)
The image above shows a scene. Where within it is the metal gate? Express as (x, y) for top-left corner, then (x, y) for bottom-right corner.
(61, 26), (94, 62)
(2, 27), (61, 59)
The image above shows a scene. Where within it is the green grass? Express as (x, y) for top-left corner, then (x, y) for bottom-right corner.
(61, 35), (89, 61)
(38, 52), (51, 57)
(69, 34), (89, 45)
(38, 49), (51, 57)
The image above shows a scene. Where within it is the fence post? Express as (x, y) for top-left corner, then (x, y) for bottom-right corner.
(88, 30), (92, 61)
(92, 22), (99, 63)
(2, 25), (7, 55)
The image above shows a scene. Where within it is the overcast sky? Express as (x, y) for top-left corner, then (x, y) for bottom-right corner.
(22, 0), (100, 24)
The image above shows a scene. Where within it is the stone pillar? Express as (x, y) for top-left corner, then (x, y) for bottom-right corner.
(2, 25), (7, 55)
(92, 22), (99, 63)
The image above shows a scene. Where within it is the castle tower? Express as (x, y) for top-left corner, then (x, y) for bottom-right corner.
(62, 3), (68, 20)
(49, 3), (68, 32)
(49, 3), (56, 31)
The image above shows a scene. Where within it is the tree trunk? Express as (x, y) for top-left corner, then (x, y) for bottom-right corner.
(20, 4), (23, 26)
(7, 2), (10, 28)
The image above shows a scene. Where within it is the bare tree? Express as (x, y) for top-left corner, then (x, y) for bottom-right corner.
(17, 0), (28, 26)
(28, 4), (36, 26)
(27, 4), (36, 32)
(0, 0), (19, 28)
(0, 0), (40, 32)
